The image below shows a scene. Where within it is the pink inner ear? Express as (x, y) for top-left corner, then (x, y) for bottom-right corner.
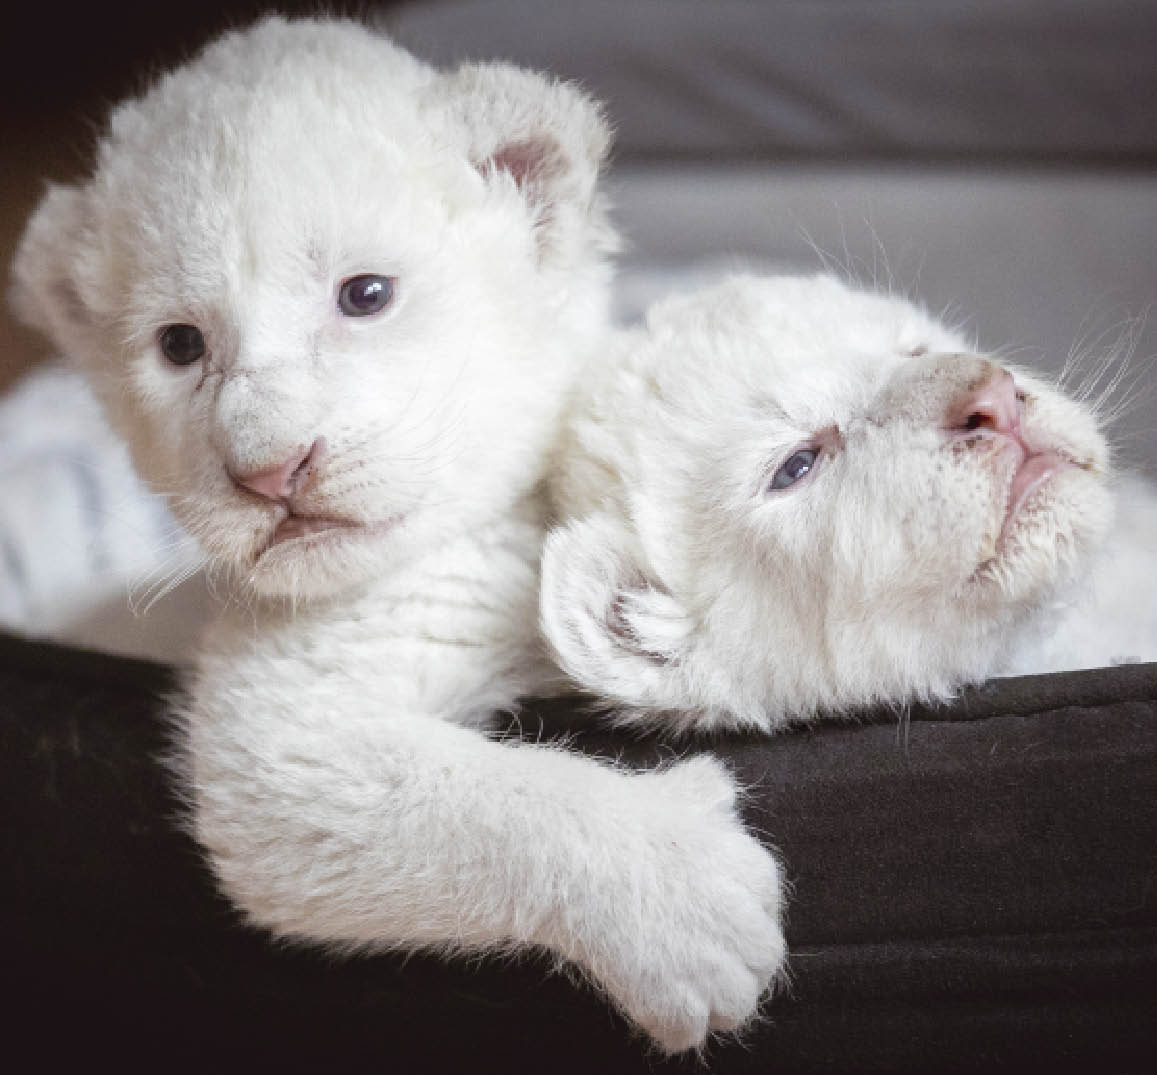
(487, 135), (564, 198)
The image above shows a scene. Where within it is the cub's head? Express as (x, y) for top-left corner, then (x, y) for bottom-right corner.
(542, 274), (1111, 731)
(11, 17), (615, 599)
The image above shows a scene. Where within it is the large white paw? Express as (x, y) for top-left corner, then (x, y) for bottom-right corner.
(591, 755), (787, 1053)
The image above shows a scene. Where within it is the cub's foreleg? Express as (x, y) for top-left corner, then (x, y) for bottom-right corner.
(183, 679), (784, 1053)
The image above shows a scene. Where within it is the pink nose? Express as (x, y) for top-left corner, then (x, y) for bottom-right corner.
(949, 366), (1021, 437)
(230, 437), (327, 501)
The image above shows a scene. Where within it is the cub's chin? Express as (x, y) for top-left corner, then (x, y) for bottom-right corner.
(183, 502), (411, 601)
(245, 517), (406, 600)
(970, 457), (1112, 612)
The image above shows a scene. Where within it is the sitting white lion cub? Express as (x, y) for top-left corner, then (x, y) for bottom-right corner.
(12, 19), (783, 1053)
(543, 273), (1153, 734)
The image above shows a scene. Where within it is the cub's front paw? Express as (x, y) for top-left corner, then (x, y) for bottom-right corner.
(597, 755), (787, 1053)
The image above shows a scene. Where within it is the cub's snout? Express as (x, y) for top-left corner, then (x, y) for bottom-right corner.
(946, 361), (1022, 439)
(877, 353), (1019, 436)
(228, 437), (328, 503)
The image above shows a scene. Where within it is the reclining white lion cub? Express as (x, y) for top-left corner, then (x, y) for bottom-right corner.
(12, 18), (783, 1053)
(543, 272), (1156, 734)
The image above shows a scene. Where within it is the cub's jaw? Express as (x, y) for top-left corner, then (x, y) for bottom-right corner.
(996, 449), (1087, 550)
(238, 506), (410, 597)
(970, 459), (1108, 596)
(262, 512), (402, 553)
(1003, 451), (1076, 532)
(174, 482), (413, 599)
(950, 371), (1107, 585)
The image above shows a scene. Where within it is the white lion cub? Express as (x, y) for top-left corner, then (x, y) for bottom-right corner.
(542, 273), (1150, 734)
(12, 19), (783, 1053)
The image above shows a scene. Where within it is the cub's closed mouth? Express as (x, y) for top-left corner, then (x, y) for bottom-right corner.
(262, 513), (401, 554)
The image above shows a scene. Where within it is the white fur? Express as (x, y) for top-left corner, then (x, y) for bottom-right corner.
(11, 18), (783, 1052)
(1005, 471), (1157, 673)
(542, 273), (1151, 734)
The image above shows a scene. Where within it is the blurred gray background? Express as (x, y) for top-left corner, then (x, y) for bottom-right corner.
(383, 0), (1157, 475)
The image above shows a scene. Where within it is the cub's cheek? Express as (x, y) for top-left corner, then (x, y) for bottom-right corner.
(902, 456), (1005, 565)
(924, 444), (1019, 566)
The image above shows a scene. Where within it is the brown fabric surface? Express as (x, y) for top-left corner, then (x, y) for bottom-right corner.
(3, 631), (1154, 1072)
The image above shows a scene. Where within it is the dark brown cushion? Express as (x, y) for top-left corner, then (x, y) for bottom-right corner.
(3, 631), (1154, 1073)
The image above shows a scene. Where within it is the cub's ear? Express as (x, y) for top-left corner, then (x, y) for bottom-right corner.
(540, 512), (693, 708)
(436, 62), (616, 265)
(9, 182), (94, 353)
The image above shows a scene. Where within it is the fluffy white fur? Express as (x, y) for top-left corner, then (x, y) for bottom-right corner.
(543, 273), (1154, 734)
(11, 18), (783, 1052)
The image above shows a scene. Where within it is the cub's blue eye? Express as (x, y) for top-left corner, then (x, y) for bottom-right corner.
(159, 324), (206, 366)
(338, 274), (395, 317)
(769, 448), (818, 491)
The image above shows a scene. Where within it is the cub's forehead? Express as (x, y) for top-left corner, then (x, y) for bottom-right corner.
(635, 274), (966, 418)
(105, 18), (433, 160)
(89, 20), (452, 255)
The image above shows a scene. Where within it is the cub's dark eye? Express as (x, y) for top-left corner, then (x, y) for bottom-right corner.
(338, 274), (395, 317)
(769, 448), (818, 492)
(159, 324), (206, 366)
